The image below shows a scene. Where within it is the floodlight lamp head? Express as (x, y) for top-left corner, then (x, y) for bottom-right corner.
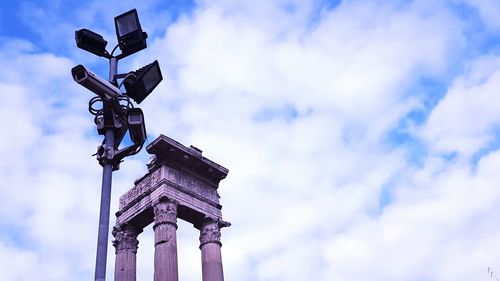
(127, 108), (147, 145)
(75, 29), (108, 57)
(123, 60), (163, 104)
(114, 9), (148, 57)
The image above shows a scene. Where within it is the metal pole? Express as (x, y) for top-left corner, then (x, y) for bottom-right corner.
(109, 57), (118, 83)
(94, 131), (114, 281)
(94, 57), (118, 281)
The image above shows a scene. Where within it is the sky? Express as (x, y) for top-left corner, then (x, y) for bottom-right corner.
(1, 0), (500, 280)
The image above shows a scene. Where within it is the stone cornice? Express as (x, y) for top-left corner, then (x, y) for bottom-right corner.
(146, 134), (229, 185)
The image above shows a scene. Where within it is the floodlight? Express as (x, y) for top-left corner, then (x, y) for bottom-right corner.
(127, 108), (146, 145)
(114, 9), (148, 57)
(75, 29), (108, 57)
(123, 60), (163, 104)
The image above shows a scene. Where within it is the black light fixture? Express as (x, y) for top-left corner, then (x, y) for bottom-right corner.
(123, 60), (163, 104)
(127, 108), (147, 145)
(114, 9), (148, 57)
(75, 29), (109, 57)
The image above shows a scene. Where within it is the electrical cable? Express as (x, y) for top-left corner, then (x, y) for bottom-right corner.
(118, 73), (137, 89)
(110, 44), (120, 57)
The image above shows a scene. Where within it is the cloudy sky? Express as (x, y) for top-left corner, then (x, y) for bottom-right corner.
(1, 0), (500, 280)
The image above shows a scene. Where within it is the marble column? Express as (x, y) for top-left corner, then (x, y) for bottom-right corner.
(112, 224), (140, 281)
(199, 219), (230, 281)
(153, 200), (179, 281)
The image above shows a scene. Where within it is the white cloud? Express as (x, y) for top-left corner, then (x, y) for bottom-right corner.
(0, 241), (42, 280)
(130, 1), (484, 281)
(459, 0), (500, 30)
(0, 45), (149, 280)
(322, 150), (500, 281)
(1, 1), (500, 281)
(418, 55), (500, 158)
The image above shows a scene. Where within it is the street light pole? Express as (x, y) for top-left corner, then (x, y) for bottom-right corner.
(95, 132), (113, 281)
(72, 9), (163, 281)
(94, 57), (119, 281)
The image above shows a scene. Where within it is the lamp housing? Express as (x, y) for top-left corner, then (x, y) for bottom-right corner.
(127, 108), (147, 145)
(114, 9), (148, 57)
(75, 29), (108, 57)
(123, 60), (163, 104)
(72, 65), (122, 100)
(71, 64), (121, 100)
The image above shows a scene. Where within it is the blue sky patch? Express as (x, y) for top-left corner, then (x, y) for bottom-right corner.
(471, 127), (500, 169)
(252, 104), (299, 122)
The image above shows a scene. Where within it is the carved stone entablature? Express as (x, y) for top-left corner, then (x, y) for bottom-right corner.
(112, 224), (140, 253)
(164, 167), (220, 205)
(119, 167), (162, 209)
(153, 199), (178, 229)
(119, 166), (222, 214)
(115, 134), (229, 240)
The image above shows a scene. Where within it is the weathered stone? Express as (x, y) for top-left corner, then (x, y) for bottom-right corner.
(113, 134), (230, 281)
(153, 200), (179, 281)
(112, 224), (141, 281)
(199, 219), (230, 281)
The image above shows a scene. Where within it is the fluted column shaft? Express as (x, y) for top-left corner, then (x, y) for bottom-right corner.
(153, 200), (179, 281)
(113, 224), (140, 281)
(199, 219), (230, 281)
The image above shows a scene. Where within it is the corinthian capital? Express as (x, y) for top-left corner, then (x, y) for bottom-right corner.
(153, 199), (178, 228)
(112, 224), (140, 253)
(199, 219), (230, 247)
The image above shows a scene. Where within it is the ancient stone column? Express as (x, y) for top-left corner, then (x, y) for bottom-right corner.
(112, 224), (140, 281)
(153, 200), (179, 281)
(199, 219), (230, 281)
